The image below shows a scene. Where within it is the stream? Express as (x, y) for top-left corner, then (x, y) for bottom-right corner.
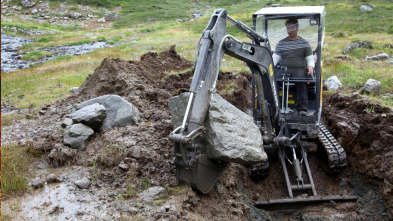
(1, 34), (116, 73)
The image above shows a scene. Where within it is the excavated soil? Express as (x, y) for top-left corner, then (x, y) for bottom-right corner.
(2, 46), (393, 220)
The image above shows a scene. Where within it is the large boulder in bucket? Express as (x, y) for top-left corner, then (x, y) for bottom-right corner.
(169, 92), (267, 165)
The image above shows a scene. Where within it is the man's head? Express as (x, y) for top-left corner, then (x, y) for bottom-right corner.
(286, 18), (299, 40)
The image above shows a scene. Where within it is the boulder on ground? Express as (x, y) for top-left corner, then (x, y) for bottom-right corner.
(366, 53), (390, 61)
(169, 92), (267, 165)
(74, 177), (91, 189)
(98, 17), (106, 23)
(361, 79), (381, 96)
(69, 11), (82, 19)
(360, 4), (373, 11)
(63, 123), (94, 150)
(325, 76), (343, 91)
(138, 186), (167, 202)
(77, 95), (141, 130)
(343, 41), (373, 54)
(22, 0), (35, 8)
(31, 177), (44, 189)
(103, 13), (122, 21)
(71, 103), (106, 131)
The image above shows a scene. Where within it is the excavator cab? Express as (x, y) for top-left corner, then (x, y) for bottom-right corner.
(252, 6), (325, 143)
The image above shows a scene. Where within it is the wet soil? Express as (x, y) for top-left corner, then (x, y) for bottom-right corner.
(2, 46), (393, 220)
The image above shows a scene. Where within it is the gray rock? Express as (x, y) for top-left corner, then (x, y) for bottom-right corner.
(69, 11), (82, 19)
(22, 0), (35, 8)
(97, 17), (106, 23)
(71, 103), (106, 131)
(361, 79), (381, 96)
(77, 95), (141, 130)
(138, 186), (167, 202)
(31, 8), (37, 14)
(365, 53), (390, 61)
(74, 177), (91, 189)
(103, 13), (122, 21)
(70, 87), (78, 93)
(169, 92), (267, 164)
(63, 123), (94, 150)
(360, 4), (373, 11)
(31, 177), (44, 188)
(46, 174), (62, 183)
(61, 118), (73, 128)
(325, 76), (342, 90)
(343, 41), (373, 54)
(118, 163), (129, 170)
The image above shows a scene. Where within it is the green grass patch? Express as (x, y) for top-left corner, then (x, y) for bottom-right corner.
(1, 143), (39, 197)
(1, 113), (28, 127)
(107, 36), (123, 45)
(97, 36), (106, 42)
(53, 55), (73, 61)
(67, 39), (93, 46)
(22, 51), (52, 61)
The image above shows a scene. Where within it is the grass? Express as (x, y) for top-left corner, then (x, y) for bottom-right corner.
(1, 143), (41, 198)
(21, 51), (52, 61)
(67, 39), (93, 46)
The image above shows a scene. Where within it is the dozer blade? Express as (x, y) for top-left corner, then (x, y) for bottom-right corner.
(255, 195), (358, 212)
(176, 154), (227, 193)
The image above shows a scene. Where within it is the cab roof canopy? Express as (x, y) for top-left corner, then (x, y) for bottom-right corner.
(254, 6), (325, 16)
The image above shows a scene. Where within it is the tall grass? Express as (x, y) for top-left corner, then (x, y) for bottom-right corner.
(1, 143), (37, 197)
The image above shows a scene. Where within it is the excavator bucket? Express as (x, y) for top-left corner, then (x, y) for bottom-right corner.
(176, 154), (227, 193)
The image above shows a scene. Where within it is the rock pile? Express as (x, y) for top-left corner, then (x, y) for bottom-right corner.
(63, 94), (141, 150)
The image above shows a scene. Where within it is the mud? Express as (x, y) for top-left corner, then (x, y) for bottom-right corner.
(2, 46), (393, 220)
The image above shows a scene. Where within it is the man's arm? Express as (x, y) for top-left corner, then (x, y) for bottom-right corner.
(306, 55), (314, 75)
(272, 53), (281, 66)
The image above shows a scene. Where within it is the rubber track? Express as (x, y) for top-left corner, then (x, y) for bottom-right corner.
(318, 124), (347, 170)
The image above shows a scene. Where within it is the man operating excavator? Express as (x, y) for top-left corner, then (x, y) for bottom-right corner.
(272, 18), (314, 116)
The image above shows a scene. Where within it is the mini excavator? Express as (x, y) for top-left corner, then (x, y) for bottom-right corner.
(169, 6), (357, 210)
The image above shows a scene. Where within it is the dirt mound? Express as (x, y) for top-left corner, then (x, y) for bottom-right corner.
(323, 93), (393, 218)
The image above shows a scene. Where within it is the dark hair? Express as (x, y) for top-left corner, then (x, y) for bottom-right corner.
(286, 18), (298, 27)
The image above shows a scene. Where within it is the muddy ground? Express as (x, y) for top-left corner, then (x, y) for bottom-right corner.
(2, 46), (392, 220)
